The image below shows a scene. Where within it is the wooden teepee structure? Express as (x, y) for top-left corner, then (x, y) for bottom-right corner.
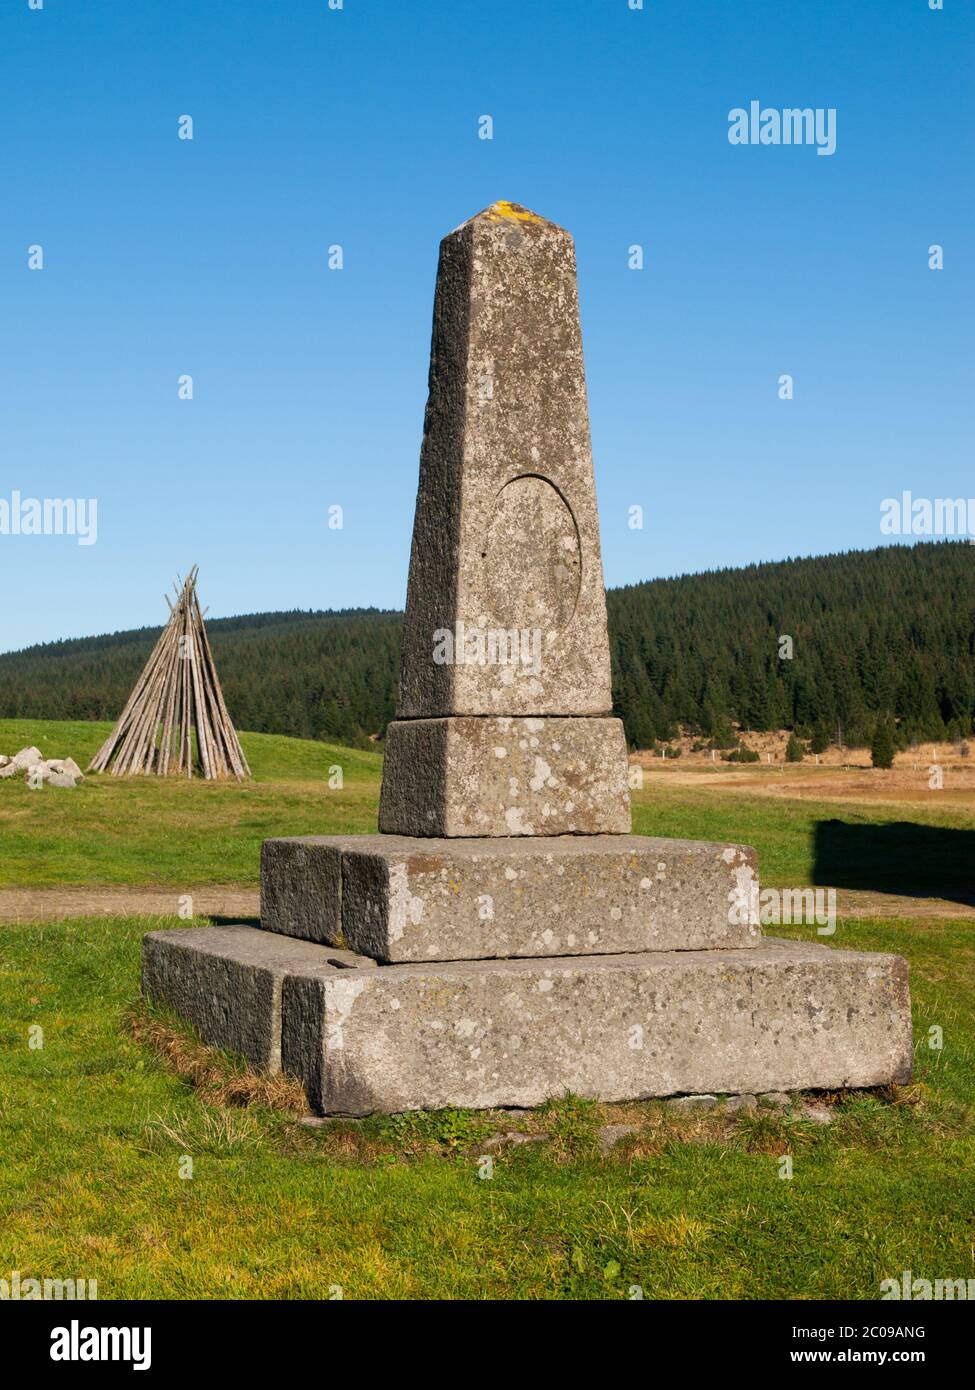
(88, 568), (251, 780)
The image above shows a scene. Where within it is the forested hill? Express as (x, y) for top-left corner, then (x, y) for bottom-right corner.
(0, 609), (403, 749)
(1, 542), (972, 749)
(610, 541), (974, 748)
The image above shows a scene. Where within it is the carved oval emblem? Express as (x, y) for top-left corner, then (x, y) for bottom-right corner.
(480, 474), (581, 632)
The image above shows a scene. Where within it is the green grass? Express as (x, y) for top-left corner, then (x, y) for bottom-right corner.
(633, 791), (975, 897)
(0, 718), (382, 886)
(2, 718), (974, 1297)
(1, 913), (973, 1299)
(3, 717), (974, 893)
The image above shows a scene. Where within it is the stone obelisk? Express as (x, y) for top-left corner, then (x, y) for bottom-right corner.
(380, 201), (630, 838)
(143, 202), (912, 1117)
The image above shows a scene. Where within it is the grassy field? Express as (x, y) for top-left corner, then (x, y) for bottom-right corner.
(1, 718), (974, 1298)
(3, 717), (974, 896)
(0, 719), (381, 887)
(0, 912), (972, 1298)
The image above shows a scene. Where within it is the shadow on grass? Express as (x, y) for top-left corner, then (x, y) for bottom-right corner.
(813, 819), (975, 905)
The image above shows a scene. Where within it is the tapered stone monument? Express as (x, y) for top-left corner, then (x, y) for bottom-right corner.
(382, 200), (627, 836)
(144, 202), (912, 1115)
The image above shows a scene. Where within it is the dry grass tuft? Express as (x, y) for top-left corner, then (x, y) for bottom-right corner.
(142, 1106), (263, 1155)
(123, 1001), (308, 1114)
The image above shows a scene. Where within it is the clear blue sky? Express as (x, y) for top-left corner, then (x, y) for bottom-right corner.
(1, 0), (971, 653)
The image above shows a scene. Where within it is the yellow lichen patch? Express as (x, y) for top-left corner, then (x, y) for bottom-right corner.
(630, 1213), (713, 1251)
(487, 201), (543, 224)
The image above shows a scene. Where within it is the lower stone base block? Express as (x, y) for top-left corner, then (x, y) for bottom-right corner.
(142, 926), (375, 1072)
(143, 927), (911, 1116)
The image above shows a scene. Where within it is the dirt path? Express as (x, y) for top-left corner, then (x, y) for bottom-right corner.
(0, 884), (971, 925)
(631, 756), (975, 807)
(831, 890), (975, 920)
(0, 884), (260, 924)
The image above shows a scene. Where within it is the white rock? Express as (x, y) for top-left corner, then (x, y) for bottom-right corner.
(759, 1091), (792, 1109)
(11, 746), (42, 770)
(597, 1123), (638, 1155)
(43, 757), (85, 780)
(667, 1094), (720, 1112)
(0, 754), (9, 767)
(802, 1104), (834, 1126)
(47, 772), (78, 789)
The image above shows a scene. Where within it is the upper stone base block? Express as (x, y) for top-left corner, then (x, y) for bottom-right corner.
(378, 715), (631, 837)
(261, 832), (761, 962)
(397, 202), (615, 719)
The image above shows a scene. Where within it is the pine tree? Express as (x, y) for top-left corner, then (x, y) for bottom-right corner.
(871, 718), (896, 769)
(710, 714), (736, 749)
(785, 733), (804, 763)
(809, 723), (830, 754)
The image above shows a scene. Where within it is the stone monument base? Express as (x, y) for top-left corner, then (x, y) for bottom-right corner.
(142, 920), (912, 1117)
